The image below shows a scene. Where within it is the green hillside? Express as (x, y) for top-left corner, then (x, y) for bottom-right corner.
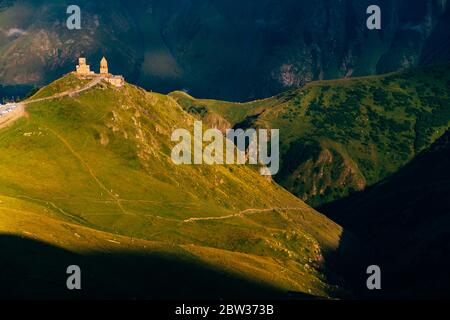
(172, 65), (450, 207)
(0, 74), (343, 298)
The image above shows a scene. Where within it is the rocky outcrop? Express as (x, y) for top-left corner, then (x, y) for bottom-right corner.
(277, 139), (366, 207)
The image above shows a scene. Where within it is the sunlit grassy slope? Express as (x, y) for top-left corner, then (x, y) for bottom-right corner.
(171, 64), (450, 207)
(0, 74), (343, 298)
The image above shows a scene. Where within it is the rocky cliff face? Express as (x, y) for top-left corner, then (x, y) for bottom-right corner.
(0, 0), (449, 101)
(277, 139), (366, 207)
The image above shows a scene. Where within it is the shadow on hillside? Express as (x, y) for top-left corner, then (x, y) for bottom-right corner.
(319, 130), (450, 299)
(0, 234), (316, 300)
(318, 228), (367, 299)
(322, 190), (450, 299)
(322, 202), (450, 299)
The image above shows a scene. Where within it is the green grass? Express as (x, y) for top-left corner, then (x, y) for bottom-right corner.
(0, 75), (343, 298)
(173, 65), (450, 207)
(28, 73), (92, 100)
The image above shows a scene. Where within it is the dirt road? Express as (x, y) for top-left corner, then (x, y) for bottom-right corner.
(0, 77), (102, 130)
(0, 104), (25, 130)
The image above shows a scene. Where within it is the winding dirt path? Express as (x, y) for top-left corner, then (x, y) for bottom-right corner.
(0, 104), (25, 129)
(44, 125), (131, 217)
(0, 77), (131, 216)
(1, 77), (307, 229)
(0, 77), (101, 130)
(182, 207), (306, 223)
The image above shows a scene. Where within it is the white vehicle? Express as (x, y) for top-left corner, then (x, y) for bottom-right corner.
(0, 104), (18, 117)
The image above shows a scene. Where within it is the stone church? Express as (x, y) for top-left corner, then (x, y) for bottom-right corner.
(75, 57), (124, 87)
(76, 58), (94, 76)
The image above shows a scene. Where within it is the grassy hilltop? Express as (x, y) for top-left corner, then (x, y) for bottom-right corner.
(172, 65), (450, 207)
(0, 74), (343, 298)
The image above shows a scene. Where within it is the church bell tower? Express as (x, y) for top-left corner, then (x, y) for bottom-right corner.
(100, 56), (109, 75)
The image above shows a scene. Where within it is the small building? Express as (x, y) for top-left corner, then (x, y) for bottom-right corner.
(74, 56), (124, 87)
(99, 56), (124, 87)
(104, 75), (125, 87)
(100, 56), (109, 75)
(76, 58), (94, 76)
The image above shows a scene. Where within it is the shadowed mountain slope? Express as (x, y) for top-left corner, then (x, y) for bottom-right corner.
(321, 130), (450, 298)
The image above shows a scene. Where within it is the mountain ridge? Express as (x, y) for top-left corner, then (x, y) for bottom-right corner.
(0, 0), (449, 101)
(172, 64), (450, 207)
